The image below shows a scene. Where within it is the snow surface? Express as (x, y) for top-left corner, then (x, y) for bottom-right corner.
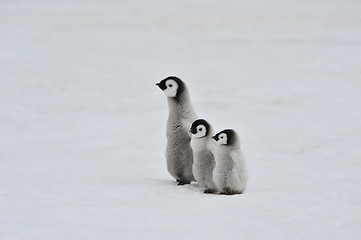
(1, 0), (361, 239)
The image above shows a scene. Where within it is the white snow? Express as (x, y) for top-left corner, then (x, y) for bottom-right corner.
(1, 0), (361, 239)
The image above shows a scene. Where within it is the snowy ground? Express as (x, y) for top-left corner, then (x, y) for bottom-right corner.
(1, 0), (361, 239)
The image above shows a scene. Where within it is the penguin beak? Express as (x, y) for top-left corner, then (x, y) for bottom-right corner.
(212, 136), (218, 141)
(156, 82), (166, 90)
(190, 125), (197, 134)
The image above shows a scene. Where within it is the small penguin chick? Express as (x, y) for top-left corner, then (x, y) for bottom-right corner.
(212, 129), (248, 195)
(212, 129), (237, 146)
(190, 119), (217, 194)
(156, 76), (197, 185)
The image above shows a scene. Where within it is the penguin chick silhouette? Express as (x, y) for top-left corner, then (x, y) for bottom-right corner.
(190, 119), (217, 194)
(212, 129), (248, 195)
(156, 76), (197, 185)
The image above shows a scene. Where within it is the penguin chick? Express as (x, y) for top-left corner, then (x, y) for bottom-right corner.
(156, 76), (197, 185)
(190, 119), (217, 194)
(212, 129), (248, 195)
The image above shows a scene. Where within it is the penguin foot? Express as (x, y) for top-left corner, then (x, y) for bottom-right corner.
(204, 189), (216, 194)
(219, 192), (236, 195)
(177, 180), (191, 186)
(219, 192), (234, 195)
(219, 188), (242, 195)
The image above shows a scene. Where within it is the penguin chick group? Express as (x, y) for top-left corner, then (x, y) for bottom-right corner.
(156, 76), (248, 195)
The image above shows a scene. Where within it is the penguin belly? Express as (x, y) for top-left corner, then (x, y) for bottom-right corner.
(213, 155), (235, 194)
(193, 149), (216, 191)
(166, 122), (194, 184)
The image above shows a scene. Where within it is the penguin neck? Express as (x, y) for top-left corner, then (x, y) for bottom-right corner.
(167, 90), (196, 120)
(191, 136), (208, 152)
(218, 141), (240, 154)
(216, 145), (233, 158)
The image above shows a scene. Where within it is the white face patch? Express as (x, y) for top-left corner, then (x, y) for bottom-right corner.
(217, 133), (228, 145)
(191, 124), (207, 138)
(163, 80), (179, 98)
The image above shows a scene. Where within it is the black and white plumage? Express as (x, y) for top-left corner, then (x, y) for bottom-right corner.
(190, 119), (217, 194)
(156, 76), (197, 185)
(212, 129), (248, 195)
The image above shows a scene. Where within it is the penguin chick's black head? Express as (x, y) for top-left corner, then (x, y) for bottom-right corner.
(155, 80), (167, 90)
(190, 119), (210, 136)
(213, 129), (236, 145)
(155, 76), (185, 97)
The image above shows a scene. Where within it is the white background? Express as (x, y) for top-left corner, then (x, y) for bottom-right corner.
(1, 0), (361, 239)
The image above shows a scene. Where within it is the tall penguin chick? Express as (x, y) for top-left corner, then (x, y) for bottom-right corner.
(190, 119), (217, 194)
(212, 129), (248, 195)
(156, 76), (197, 185)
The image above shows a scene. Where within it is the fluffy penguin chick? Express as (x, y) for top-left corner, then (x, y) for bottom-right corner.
(212, 129), (248, 195)
(156, 76), (197, 185)
(190, 119), (217, 194)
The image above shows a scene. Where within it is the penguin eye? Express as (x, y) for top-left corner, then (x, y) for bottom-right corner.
(169, 84), (173, 87)
(198, 128), (202, 131)
(220, 136), (224, 139)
